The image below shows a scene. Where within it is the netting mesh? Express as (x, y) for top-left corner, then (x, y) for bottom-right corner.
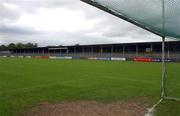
(166, 63), (180, 98)
(87, 0), (180, 39)
(82, 0), (180, 99)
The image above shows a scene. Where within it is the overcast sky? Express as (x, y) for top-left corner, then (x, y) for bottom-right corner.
(0, 0), (164, 47)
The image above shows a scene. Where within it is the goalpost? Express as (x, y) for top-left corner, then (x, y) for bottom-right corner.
(81, 0), (180, 100)
(161, 0), (166, 98)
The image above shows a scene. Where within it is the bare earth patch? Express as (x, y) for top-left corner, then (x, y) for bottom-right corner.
(26, 100), (148, 116)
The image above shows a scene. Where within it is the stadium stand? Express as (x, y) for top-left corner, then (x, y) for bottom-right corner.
(1, 41), (180, 62)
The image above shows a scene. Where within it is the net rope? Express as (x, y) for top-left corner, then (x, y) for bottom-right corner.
(89, 0), (180, 39)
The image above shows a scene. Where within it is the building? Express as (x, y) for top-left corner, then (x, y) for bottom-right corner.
(2, 41), (180, 60)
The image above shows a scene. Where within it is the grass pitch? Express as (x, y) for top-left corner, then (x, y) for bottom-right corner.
(0, 58), (180, 116)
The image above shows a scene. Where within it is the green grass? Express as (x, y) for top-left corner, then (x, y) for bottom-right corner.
(0, 58), (180, 116)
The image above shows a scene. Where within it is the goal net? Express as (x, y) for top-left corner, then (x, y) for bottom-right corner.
(81, 0), (180, 99)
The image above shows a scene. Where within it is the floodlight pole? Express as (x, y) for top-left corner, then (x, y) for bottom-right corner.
(161, 0), (166, 98)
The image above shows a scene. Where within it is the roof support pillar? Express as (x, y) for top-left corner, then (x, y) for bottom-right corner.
(91, 46), (93, 57)
(168, 44), (170, 59)
(123, 45), (125, 57)
(136, 44), (138, 57)
(111, 46), (113, 57)
(74, 47), (76, 57)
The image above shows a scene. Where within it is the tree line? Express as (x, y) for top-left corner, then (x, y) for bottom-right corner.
(0, 43), (38, 50)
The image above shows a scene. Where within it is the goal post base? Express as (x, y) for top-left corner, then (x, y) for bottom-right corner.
(164, 97), (180, 101)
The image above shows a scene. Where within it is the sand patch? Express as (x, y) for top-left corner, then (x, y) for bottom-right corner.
(26, 100), (148, 116)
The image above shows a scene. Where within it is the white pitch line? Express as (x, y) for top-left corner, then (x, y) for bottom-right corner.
(101, 75), (157, 85)
(144, 98), (163, 116)
(0, 78), (87, 95)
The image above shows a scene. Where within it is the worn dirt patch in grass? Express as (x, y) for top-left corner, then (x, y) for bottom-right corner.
(26, 100), (148, 116)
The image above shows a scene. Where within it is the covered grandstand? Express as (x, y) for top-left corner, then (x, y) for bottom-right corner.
(1, 41), (180, 61)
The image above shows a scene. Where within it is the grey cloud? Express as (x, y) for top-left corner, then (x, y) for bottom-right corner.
(0, 31), (117, 46)
(86, 13), (156, 39)
(0, 2), (21, 24)
(3, 0), (79, 12)
(0, 0), (170, 47)
(0, 25), (38, 35)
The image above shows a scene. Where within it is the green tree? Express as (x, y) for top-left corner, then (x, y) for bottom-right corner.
(0, 45), (7, 50)
(8, 43), (16, 49)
